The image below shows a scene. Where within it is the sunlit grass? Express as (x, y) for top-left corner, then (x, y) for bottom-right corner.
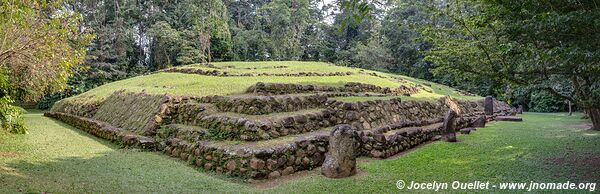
(2, 111), (599, 193)
(57, 61), (478, 104)
(0, 110), (249, 193)
(179, 61), (363, 74)
(67, 73), (402, 102)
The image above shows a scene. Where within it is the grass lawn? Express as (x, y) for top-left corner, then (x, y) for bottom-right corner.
(56, 62), (480, 105)
(1, 111), (599, 193)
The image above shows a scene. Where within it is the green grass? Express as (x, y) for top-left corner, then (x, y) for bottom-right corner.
(2, 111), (599, 193)
(68, 73), (401, 101)
(0, 110), (248, 193)
(179, 61), (362, 74)
(56, 61), (479, 105)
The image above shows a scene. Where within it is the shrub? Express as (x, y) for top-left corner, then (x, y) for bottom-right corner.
(37, 92), (66, 110)
(528, 90), (566, 112)
(205, 128), (233, 140)
(0, 96), (27, 134)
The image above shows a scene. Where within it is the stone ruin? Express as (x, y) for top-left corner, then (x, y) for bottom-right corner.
(46, 80), (514, 180)
(321, 124), (359, 178)
(442, 109), (458, 142)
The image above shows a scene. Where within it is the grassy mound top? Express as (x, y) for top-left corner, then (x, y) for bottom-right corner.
(58, 61), (479, 105)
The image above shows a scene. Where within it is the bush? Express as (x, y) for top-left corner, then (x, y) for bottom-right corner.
(528, 90), (566, 112)
(0, 96), (27, 134)
(37, 92), (66, 110)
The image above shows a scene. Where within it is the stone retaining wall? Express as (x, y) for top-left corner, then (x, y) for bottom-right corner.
(165, 103), (218, 125)
(45, 112), (159, 149)
(246, 82), (419, 96)
(163, 96), (505, 141)
(161, 135), (330, 179)
(360, 124), (441, 159)
(159, 119), (454, 179)
(45, 112), (124, 141)
(92, 91), (170, 135)
(162, 68), (353, 77)
(50, 98), (101, 118)
(199, 93), (341, 115)
(161, 93), (390, 118)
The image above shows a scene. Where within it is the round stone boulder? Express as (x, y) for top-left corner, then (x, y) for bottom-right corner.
(321, 124), (359, 178)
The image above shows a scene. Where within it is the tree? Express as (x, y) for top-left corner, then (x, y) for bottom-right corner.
(320, 0), (379, 66)
(351, 35), (392, 70)
(73, 0), (146, 80)
(148, 21), (181, 68)
(379, 0), (434, 78)
(231, 29), (271, 60)
(148, 0), (232, 66)
(258, 0), (312, 60)
(422, 0), (600, 130)
(0, 0), (92, 133)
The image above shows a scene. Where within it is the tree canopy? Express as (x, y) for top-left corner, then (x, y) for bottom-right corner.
(422, 0), (600, 129)
(0, 0), (93, 133)
(4, 0), (599, 132)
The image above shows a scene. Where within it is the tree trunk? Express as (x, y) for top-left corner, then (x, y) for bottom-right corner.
(208, 46), (211, 64)
(588, 108), (600, 130)
(568, 101), (572, 116)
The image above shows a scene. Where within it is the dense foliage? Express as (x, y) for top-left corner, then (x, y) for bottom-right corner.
(528, 91), (567, 113)
(0, 0), (92, 133)
(23, 0), (591, 123)
(420, 0), (600, 129)
(0, 0), (92, 101)
(0, 96), (26, 134)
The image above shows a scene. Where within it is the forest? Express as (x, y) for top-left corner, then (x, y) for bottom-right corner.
(1, 0), (600, 131)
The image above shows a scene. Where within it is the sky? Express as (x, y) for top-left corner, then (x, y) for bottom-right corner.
(317, 0), (338, 24)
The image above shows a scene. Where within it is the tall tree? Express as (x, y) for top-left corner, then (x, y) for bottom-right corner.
(258, 0), (311, 60)
(380, 0), (433, 78)
(422, 0), (600, 130)
(0, 0), (92, 133)
(0, 0), (92, 101)
(148, 0), (232, 66)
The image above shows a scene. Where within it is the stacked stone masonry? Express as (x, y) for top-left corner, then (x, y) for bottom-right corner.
(44, 112), (156, 149)
(45, 112), (124, 141)
(162, 67), (354, 77)
(247, 82), (418, 96)
(45, 83), (512, 180)
(161, 95), (499, 141)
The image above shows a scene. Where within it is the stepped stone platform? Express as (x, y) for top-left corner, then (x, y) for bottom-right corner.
(45, 80), (513, 180)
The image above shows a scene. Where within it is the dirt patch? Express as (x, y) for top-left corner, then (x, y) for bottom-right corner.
(570, 123), (594, 130)
(250, 166), (368, 189)
(0, 151), (19, 157)
(545, 153), (600, 181)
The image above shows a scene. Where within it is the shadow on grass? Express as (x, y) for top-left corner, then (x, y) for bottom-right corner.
(2, 110), (250, 193)
(1, 149), (250, 193)
(46, 117), (120, 148)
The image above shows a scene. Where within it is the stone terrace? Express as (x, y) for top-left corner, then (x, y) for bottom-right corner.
(46, 64), (513, 180)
